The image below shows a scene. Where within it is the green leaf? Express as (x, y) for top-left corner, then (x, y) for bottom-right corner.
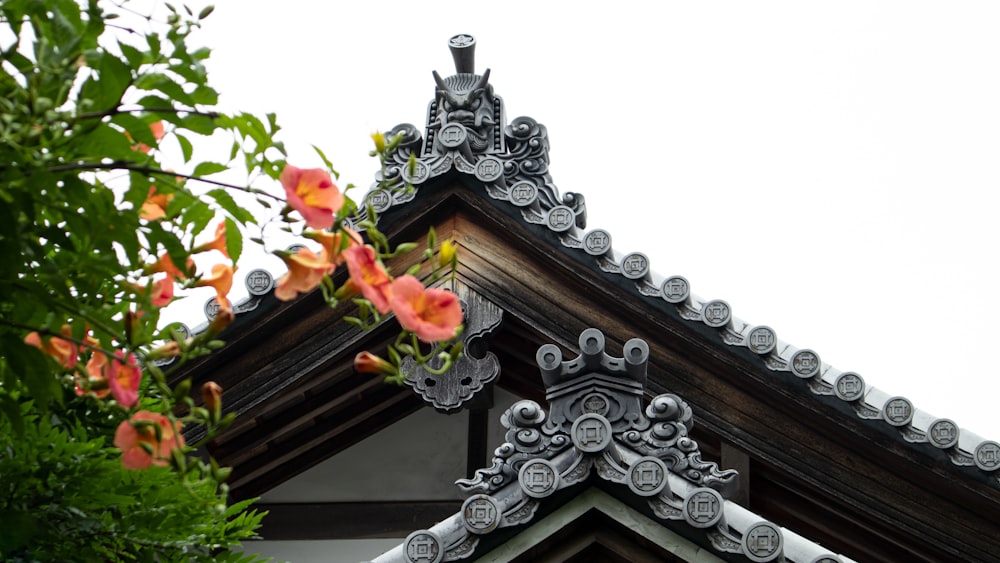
(4, 49), (35, 74)
(146, 232), (190, 292)
(125, 170), (153, 210)
(193, 161), (227, 177)
(168, 61), (207, 84)
(198, 5), (215, 19)
(73, 126), (133, 161)
(190, 47), (211, 61)
(312, 144), (339, 178)
(224, 217), (242, 263)
(79, 51), (132, 112)
(180, 113), (217, 135)
(11, 344), (61, 410)
(134, 72), (193, 106)
(182, 199), (215, 237)
(146, 32), (161, 56)
(118, 40), (146, 68)
(136, 94), (173, 112)
(175, 133), (194, 162)
(189, 84), (218, 105)
(0, 395), (25, 438)
(207, 189), (255, 225)
(111, 112), (157, 148)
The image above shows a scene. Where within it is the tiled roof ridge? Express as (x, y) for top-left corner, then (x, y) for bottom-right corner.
(355, 34), (1000, 480)
(370, 328), (860, 563)
(169, 34), (998, 481)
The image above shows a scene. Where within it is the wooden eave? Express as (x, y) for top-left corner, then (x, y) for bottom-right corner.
(174, 174), (1000, 562)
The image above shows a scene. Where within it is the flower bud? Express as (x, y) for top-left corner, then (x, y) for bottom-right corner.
(205, 306), (235, 338)
(202, 381), (223, 420)
(439, 239), (457, 268)
(354, 351), (397, 377)
(148, 341), (181, 360)
(371, 131), (386, 153)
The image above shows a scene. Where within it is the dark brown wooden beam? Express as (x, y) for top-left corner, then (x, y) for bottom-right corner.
(720, 441), (751, 506)
(467, 408), (489, 479)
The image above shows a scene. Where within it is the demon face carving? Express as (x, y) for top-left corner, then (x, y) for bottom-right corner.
(431, 69), (496, 153)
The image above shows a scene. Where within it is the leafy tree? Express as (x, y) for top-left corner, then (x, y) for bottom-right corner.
(0, 0), (461, 559)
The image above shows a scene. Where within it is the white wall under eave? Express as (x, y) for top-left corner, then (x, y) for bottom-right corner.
(260, 406), (469, 503)
(240, 538), (402, 563)
(258, 387), (521, 503)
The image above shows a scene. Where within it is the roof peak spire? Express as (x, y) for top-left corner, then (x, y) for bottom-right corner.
(448, 34), (476, 74)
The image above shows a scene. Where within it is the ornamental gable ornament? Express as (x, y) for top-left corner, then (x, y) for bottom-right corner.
(370, 329), (856, 562)
(364, 35), (587, 239)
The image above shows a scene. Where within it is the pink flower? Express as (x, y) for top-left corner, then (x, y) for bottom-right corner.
(388, 275), (462, 342)
(79, 347), (111, 399)
(343, 245), (392, 314)
(147, 252), (194, 282)
(279, 165), (344, 229)
(274, 247), (334, 301)
(114, 410), (184, 470)
(195, 263), (235, 309)
(24, 325), (77, 370)
(193, 221), (230, 260)
(303, 227), (361, 266)
(139, 186), (172, 220)
(149, 276), (174, 307)
(107, 352), (142, 408)
(84, 350), (141, 408)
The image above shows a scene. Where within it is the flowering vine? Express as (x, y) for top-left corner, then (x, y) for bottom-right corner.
(0, 0), (464, 559)
(268, 134), (464, 383)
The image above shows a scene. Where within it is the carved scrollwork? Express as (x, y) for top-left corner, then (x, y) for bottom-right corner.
(404, 283), (502, 412)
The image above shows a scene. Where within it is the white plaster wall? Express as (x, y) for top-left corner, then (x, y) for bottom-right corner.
(260, 407), (469, 502)
(241, 539), (401, 563)
(260, 388), (523, 503)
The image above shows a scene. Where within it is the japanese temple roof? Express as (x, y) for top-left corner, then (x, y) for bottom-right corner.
(369, 328), (862, 563)
(172, 35), (1000, 562)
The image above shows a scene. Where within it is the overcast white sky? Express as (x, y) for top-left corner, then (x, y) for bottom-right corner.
(164, 1), (1000, 440)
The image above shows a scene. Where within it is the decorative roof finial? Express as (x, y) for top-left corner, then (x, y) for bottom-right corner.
(448, 34), (476, 74)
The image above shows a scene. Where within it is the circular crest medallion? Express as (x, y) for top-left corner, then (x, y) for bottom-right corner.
(746, 326), (777, 355)
(546, 205), (575, 232)
(403, 530), (443, 563)
(661, 276), (690, 304)
(790, 349), (820, 379)
(974, 441), (1000, 472)
(461, 494), (502, 534)
(474, 156), (504, 182)
(620, 253), (649, 280)
(581, 393), (611, 416)
(702, 300), (731, 328)
(583, 229), (612, 256)
(627, 456), (668, 497)
(245, 269), (273, 296)
(833, 372), (865, 402)
(366, 189), (392, 213)
(683, 487), (724, 528)
(882, 397), (913, 427)
(742, 522), (783, 562)
(571, 413), (613, 453)
(518, 459), (560, 498)
(927, 418), (959, 449)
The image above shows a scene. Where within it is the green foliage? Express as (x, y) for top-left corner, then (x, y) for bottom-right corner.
(0, 0), (464, 558)
(0, 0), (276, 558)
(0, 408), (268, 561)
